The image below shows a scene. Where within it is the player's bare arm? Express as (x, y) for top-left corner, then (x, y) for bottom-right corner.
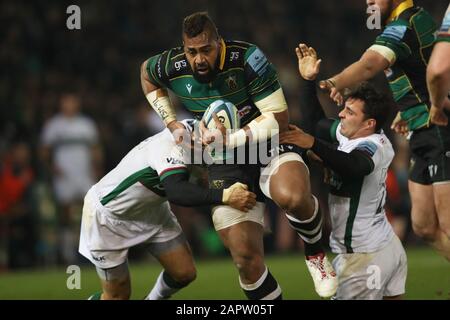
(200, 108), (289, 147)
(427, 42), (450, 126)
(320, 49), (390, 105)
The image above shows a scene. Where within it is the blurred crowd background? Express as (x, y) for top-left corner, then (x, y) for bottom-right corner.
(0, 0), (448, 270)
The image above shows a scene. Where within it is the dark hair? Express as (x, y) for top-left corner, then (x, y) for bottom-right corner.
(182, 11), (219, 39)
(346, 82), (390, 132)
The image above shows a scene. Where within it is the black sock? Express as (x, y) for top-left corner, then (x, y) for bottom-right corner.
(285, 196), (324, 257)
(240, 267), (282, 300)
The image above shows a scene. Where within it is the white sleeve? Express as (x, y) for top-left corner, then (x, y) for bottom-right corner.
(150, 134), (188, 180)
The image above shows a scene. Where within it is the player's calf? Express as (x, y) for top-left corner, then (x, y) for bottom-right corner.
(96, 263), (131, 300)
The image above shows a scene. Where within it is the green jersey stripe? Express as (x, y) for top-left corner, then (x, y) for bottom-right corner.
(159, 168), (188, 181)
(100, 167), (159, 205)
(330, 120), (340, 143)
(175, 86), (248, 101)
(344, 179), (363, 253)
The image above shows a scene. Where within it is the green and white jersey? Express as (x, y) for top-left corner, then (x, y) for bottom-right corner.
(373, 2), (437, 130)
(146, 40), (281, 126)
(93, 129), (187, 219)
(328, 123), (395, 254)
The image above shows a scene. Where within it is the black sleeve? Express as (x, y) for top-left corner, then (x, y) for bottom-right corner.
(298, 78), (327, 134)
(161, 172), (223, 207)
(311, 138), (375, 178)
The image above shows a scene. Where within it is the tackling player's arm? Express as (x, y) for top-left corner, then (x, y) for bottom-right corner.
(295, 43), (331, 134)
(320, 20), (411, 105)
(161, 172), (257, 212)
(279, 125), (374, 179)
(320, 50), (390, 105)
(140, 56), (185, 135)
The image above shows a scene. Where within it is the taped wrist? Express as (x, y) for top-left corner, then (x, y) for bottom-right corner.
(146, 88), (177, 125)
(228, 113), (279, 149)
(222, 182), (247, 204)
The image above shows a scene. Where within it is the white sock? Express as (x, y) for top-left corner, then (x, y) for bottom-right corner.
(145, 271), (181, 300)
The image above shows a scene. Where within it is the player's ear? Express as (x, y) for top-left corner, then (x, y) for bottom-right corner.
(366, 118), (376, 131)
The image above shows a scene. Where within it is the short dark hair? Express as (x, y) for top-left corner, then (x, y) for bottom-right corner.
(182, 11), (219, 39)
(346, 82), (390, 132)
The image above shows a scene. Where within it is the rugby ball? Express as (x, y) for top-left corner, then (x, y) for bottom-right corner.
(202, 99), (240, 131)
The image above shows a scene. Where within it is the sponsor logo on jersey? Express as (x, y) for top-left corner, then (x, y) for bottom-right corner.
(230, 51), (240, 61)
(381, 25), (407, 41)
(186, 83), (193, 94)
(225, 74), (238, 90)
(175, 60), (187, 71)
(92, 255), (106, 262)
(247, 48), (269, 76)
(210, 179), (224, 189)
(166, 157), (185, 165)
(157, 56), (163, 78)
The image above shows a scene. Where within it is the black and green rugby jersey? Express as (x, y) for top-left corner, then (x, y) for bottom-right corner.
(373, 1), (438, 130)
(145, 39), (281, 127)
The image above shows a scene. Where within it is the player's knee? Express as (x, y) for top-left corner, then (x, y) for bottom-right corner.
(233, 249), (264, 274)
(412, 222), (438, 241)
(274, 186), (308, 213)
(234, 255), (265, 283)
(171, 266), (197, 286)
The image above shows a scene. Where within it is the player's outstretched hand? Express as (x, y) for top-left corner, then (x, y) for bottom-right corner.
(390, 112), (409, 137)
(279, 124), (315, 149)
(319, 79), (344, 106)
(296, 43), (322, 81)
(429, 105), (449, 126)
(223, 182), (257, 212)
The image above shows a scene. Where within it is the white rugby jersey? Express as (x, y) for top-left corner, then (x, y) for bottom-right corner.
(92, 128), (187, 219)
(41, 114), (98, 184)
(328, 123), (395, 254)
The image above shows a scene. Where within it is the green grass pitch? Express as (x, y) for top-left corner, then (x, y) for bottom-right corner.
(0, 247), (448, 299)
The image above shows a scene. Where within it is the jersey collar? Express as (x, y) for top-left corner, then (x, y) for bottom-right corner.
(219, 38), (226, 70)
(388, 0), (414, 23)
